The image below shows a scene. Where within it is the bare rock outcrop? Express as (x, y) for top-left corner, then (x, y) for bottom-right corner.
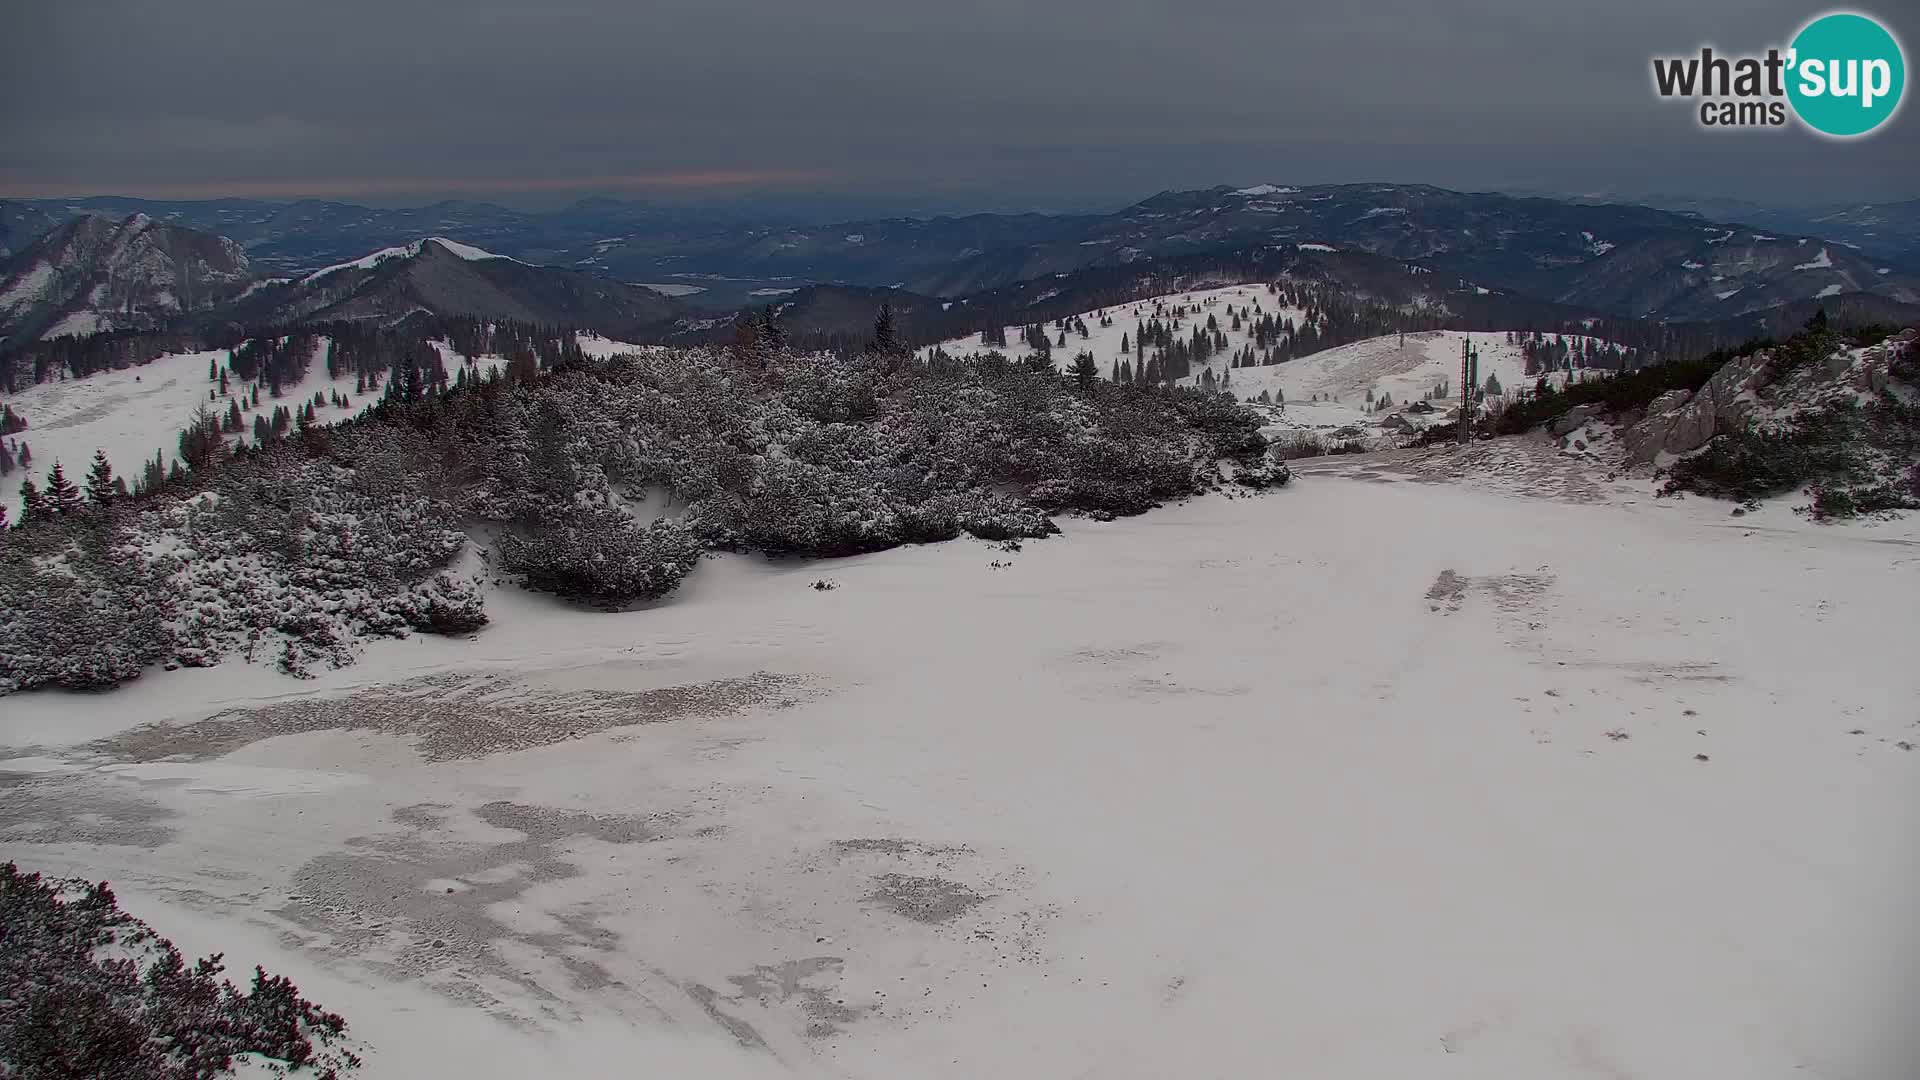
(1621, 348), (1774, 463)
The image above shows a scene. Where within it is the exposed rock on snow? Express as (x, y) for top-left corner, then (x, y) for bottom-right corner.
(1619, 328), (1918, 466)
(1621, 348), (1772, 464)
(1547, 403), (1601, 437)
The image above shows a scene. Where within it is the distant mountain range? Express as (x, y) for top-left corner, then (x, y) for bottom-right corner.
(1544, 193), (1920, 266)
(0, 223), (695, 348)
(3, 184), (1916, 322)
(2, 184), (1917, 356)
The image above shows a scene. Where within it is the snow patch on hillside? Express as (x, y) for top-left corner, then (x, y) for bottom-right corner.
(0, 262), (54, 313)
(1794, 248), (1834, 271)
(42, 311), (103, 339)
(303, 237), (517, 281)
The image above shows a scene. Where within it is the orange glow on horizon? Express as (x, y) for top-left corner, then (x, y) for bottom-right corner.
(0, 168), (843, 200)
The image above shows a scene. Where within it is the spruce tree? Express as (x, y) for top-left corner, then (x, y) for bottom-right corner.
(872, 303), (898, 355)
(44, 462), (84, 517)
(760, 306), (786, 353)
(18, 478), (48, 523)
(1070, 351), (1099, 390)
(85, 450), (117, 510)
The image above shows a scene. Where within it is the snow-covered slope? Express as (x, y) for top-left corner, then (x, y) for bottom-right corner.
(1220, 330), (1605, 409)
(920, 284), (1625, 441)
(301, 236), (521, 281)
(920, 284), (1308, 377)
(1, 331), (648, 513)
(0, 344), (367, 510)
(3, 475), (1913, 1078)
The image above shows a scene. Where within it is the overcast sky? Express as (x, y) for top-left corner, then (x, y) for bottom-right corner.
(4, 0), (1913, 211)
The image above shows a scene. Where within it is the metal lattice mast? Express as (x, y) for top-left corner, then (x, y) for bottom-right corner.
(1459, 339), (1472, 444)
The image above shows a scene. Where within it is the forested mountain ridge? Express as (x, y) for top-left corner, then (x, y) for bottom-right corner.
(0, 214), (253, 345)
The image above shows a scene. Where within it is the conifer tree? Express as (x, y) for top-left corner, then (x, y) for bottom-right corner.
(872, 303), (898, 355)
(18, 478), (48, 523)
(1070, 351), (1099, 390)
(85, 450), (118, 510)
(760, 306), (787, 353)
(44, 462), (84, 517)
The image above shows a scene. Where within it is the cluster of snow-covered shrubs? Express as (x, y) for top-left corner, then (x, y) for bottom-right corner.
(1, 342), (1280, 692)
(0, 862), (361, 1079)
(496, 512), (703, 608)
(0, 447), (485, 692)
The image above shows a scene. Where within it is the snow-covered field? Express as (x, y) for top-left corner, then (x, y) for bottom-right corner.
(4, 464), (1915, 1078)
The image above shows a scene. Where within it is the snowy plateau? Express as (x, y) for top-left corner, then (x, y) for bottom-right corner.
(1, 287), (1916, 1080)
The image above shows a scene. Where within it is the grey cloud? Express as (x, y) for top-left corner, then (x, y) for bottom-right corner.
(1, 0), (1912, 205)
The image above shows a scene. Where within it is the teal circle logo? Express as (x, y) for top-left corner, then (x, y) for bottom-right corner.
(1787, 12), (1906, 137)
